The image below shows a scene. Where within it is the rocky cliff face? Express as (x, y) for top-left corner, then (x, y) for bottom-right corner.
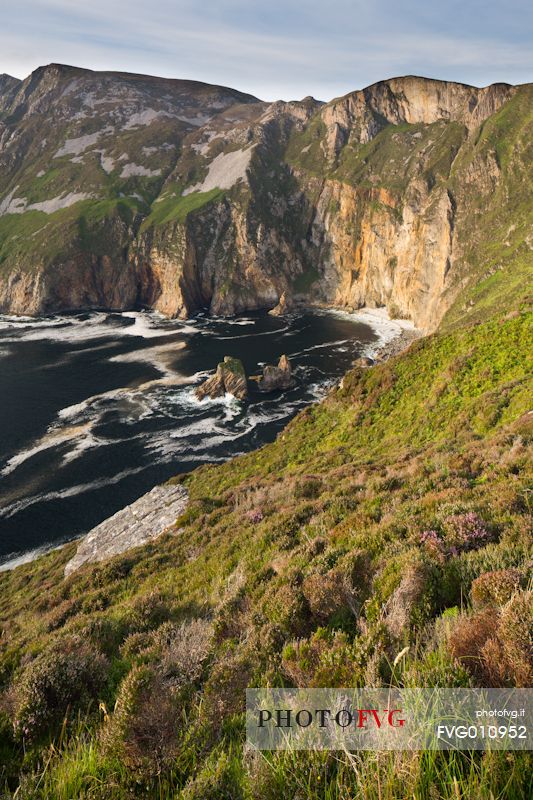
(0, 65), (531, 331)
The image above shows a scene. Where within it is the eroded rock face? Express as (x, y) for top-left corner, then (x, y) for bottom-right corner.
(0, 66), (528, 332)
(195, 356), (248, 401)
(257, 355), (294, 392)
(64, 484), (188, 576)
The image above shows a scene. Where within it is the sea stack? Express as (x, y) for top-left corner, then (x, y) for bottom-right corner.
(257, 354), (294, 392)
(195, 356), (248, 401)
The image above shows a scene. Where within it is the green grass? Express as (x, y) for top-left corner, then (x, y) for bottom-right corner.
(140, 187), (225, 230)
(0, 196), (148, 273)
(0, 308), (531, 798)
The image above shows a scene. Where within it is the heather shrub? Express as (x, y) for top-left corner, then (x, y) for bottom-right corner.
(383, 562), (434, 642)
(44, 597), (80, 632)
(13, 635), (108, 741)
(448, 608), (495, 683)
(79, 588), (111, 614)
(203, 651), (253, 721)
(181, 749), (245, 800)
(496, 591), (533, 686)
(268, 505), (316, 549)
(294, 475), (323, 500)
(471, 568), (524, 607)
(261, 579), (312, 638)
(120, 630), (153, 658)
(214, 592), (250, 642)
(246, 508), (264, 524)
(443, 511), (494, 551)
(282, 628), (362, 687)
(419, 529), (448, 562)
(448, 591), (532, 686)
(103, 664), (181, 777)
(90, 555), (135, 588)
(76, 614), (130, 656)
(302, 569), (350, 623)
(126, 589), (171, 631)
(304, 535), (326, 558)
(154, 618), (213, 688)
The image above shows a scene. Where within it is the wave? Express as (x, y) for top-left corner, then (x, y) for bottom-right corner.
(0, 466), (146, 520)
(119, 311), (195, 338)
(1, 423), (94, 476)
(289, 338), (354, 357)
(0, 310), (194, 344)
(108, 340), (186, 377)
(0, 540), (72, 573)
(322, 307), (415, 348)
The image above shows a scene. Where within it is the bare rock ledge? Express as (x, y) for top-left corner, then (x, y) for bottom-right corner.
(64, 484), (188, 576)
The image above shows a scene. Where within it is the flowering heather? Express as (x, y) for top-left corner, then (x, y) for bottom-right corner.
(445, 512), (492, 550)
(419, 529), (458, 560)
(246, 509), (264, 524)
(419, 529), (442, 549)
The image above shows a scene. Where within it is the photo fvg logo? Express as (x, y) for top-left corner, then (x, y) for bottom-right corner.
(247, 689), (532, 751)
(258, 707), (405, 730)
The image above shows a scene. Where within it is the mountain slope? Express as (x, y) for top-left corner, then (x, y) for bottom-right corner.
(0, 67), (531, 330)
(0, 304), (530, 797)
(0, 67), (531, 798)
(0, 63), (262, 314)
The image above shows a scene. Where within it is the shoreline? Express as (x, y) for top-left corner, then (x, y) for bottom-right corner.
(0, 307), (420, 574)
(373, 326), (422, 361)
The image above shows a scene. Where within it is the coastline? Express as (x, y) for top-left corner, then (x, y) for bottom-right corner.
(0, 307), (420, 574)
(373, 326), (422, 361)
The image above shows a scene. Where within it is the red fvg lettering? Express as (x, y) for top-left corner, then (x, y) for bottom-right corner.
(357, 709), (405, 728)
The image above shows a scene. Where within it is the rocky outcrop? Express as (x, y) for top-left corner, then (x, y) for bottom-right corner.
(256, 355), (294, 392)
(195, 356), (248, 401)
(320, 77), (515, 156)
(64, 484), (188, 576)
(269, 292), (294, 317)
(354, 356), (374, 368)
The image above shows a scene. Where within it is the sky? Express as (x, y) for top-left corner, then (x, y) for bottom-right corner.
(2, 1), (533, 101)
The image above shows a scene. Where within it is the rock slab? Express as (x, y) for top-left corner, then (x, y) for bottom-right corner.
(64, 484), (188, 576)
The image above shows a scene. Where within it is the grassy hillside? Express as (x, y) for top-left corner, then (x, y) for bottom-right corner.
(0, 301), (531, 797)
(442, 85), (533, 330)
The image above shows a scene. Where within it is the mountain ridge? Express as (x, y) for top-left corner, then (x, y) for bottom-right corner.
(0, 63), (531, 331)
(0, 63), (531, 800)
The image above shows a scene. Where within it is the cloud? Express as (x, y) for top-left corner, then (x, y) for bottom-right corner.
(2, 1), (532, 100)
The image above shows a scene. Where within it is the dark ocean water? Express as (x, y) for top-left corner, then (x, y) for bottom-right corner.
(0, 307), (403, 568)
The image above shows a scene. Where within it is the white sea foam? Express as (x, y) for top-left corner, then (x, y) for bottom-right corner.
(57, 388), (128, 421)
(213, 323), (290, 341)
(0, 467), (145, 520)
(180, 387), (243, 413)
(206, 316), (256, 326)
(1, 423), (94, 476)
(109, 340), (186, 378)
(0, 310), (194, 344)
(119, 311), (193, 338)
(290, 338), (353, 357)
(322, 306), (416, 349)
(0, 541), (71, 573)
